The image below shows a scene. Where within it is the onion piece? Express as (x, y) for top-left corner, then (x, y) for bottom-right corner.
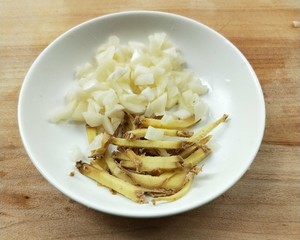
(82, 112), (103, 127)
(52, 32), (209, 132)
(145, 126), (165, 141)
(150, 92), (167, 116)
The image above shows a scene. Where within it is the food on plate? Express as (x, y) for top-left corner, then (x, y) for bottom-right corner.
(52, 32), (228, 204)
(76, 114), (228, 204)
(51, 32), (208, 133)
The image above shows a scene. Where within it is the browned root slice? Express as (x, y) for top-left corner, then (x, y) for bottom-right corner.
(123, 148), (142, 171)
(104, 152), (134, 184)
(152, 174), (194, 205)
(112, 150), (131, 161)
(113, 149), (183, 173)
(124, 170), (175, 189)
(183, 145), (211, 168)
(76, 114), (229, 204)
(189, 114), (228, 142)
(120, 160), (183, 174)
(179, 135), (212, 158)
(76, 161), (147, 204)
(91, 158), (109, 172)
(160, 168), (190, 191)
(111, 137), (195, 150)
(190, 165), (203, 174)
(124, 128), (193, 140)
(135, 116), (200, 129)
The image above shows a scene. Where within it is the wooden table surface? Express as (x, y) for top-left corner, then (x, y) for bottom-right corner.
(1, 0), (299, 239)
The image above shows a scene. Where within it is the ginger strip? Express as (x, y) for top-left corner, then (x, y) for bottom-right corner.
(76, 161), (147, 204)
(189, 114), (228, 142)
(160, 168), (189, 191)
(86, 126), (97, 143)
(125, 149), (183, 164)
(75, 114), (229, 204)
(124, 128), (193, 139)
(111, 137), (194, 149)
(104, 152), (134, 184)
(124, 170), (175, 189)
(179, 135), (212, 158)
(91, 158), (108, 171)
(112, 150), (130, 161)
(135, 116), (200, 129)
(183, 145), (211, 168)
(152, 174), (194, 205)
(120, 159), (183, 173)
(118, 149), (183, 173)
(123, 148), (142, 171)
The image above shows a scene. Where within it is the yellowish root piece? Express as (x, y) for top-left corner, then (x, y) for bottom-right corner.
(125, 149), (183, 164)
(160, 168), (189, 191)
(124, 128), (193, 139)
(104, 152), (134, 184)
(135, 116), (200, 129)
(119, 149), (183, 173)
(125, 170), (175, 189)
(179, 135), (212, 158)
(112, 150), (131, 161)
(86, 126), (97, 143)
(111, 137), (195, 150)
(77, 114), (229, 204)
(91, 158), (109, 171)
(189, 114), (228, 142)
(76, 161), (147, 204)
(183, 146), (211, 168)
(120, 160), (183, 173)
(152, 174), (194, 205)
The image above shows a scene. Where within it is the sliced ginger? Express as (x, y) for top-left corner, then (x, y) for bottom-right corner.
(76, 114), (228, 204)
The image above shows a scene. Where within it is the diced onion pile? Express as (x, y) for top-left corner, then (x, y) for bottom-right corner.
(51, 33), (208, 134)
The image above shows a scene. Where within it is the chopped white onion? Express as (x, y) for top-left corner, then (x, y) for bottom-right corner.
(120, 94), (147, 114)
(150, 92), (167, 116)
(141, 87), (156, 101)
(50, 100), (77, 122)
(95, 46), (115, 65)
(145, 126), (165, 141)
(82, 112), (103, 127)
(102, 115), (114, 135)
(173, 108), (193, 119)
(105, 104), (124, 119)
(194, 100), (208, 122)
(52, 33), (209, 132)
(135, 72), (154, 85)
(72, 102), (87, 121)
(161, 114), (176, 124)
(65, 85), (86, 103)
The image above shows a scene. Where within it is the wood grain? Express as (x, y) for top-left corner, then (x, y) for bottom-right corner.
(1, 0), (299, 239)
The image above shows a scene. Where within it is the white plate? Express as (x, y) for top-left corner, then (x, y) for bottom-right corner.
(18, 11), (265, 218)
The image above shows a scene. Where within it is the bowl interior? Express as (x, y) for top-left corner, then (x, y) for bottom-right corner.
(18, 11), (265, 217)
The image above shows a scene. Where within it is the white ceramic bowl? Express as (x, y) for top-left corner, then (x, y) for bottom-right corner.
(18, 11), (265, 218)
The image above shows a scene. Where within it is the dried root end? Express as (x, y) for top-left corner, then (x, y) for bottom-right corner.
(177, 130), (193, 137)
